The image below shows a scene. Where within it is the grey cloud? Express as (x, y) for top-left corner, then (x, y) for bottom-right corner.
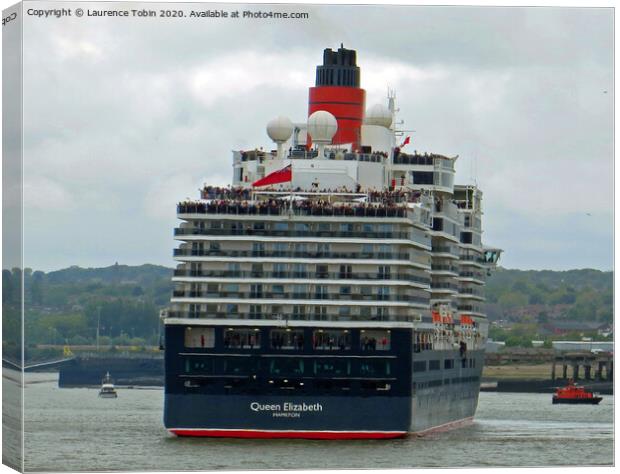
(19, 3), (613, 271)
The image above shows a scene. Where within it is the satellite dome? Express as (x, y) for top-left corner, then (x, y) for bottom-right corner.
(365, 103), (392, 128)
(307, 110), (338, 143)
(266, 116), (293, 143)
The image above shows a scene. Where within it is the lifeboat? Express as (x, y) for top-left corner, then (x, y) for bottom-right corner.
(552, 379), (602, 405)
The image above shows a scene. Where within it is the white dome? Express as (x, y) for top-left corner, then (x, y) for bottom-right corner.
(307, 110), (338, 143)
(365, 103), (392, 128)
(266, 116), (293, 143)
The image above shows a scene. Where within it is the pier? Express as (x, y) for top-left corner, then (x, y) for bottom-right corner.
(551, 351), (613, 382)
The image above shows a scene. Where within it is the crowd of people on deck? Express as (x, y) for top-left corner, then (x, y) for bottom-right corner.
(198, 185), (423, 204)
(178, 197), (410, 218)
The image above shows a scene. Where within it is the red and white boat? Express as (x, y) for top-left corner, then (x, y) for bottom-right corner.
(552, 379), (602, 404)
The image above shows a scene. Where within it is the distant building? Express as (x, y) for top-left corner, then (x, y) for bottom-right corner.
(486, 339), (506, 353)
(552, 341), (614, 353)
(544, 320), (608, 336)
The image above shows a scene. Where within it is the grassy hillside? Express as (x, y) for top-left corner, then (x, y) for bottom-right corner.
(2, 264), (613, 361)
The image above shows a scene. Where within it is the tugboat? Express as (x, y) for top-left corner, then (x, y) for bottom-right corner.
(98, 372), (118, 398)
(552, 379), (602, 404)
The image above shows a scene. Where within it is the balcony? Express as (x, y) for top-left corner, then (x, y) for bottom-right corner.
(458, 271), (486, 282)
(166, 310), (417, 323)
(171, 290), (429, 304)
(174, 227), (412, 240)
(172, 269), (430, 285)
(178, 201), (410, 219)
(173, 248), (413, 261)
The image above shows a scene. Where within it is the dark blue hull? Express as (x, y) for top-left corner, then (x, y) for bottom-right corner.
(163, 322), (484, 438)
(165, 393), (411, 438)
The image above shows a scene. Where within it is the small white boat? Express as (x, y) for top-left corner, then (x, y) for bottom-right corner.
(98, 372), (118, 398)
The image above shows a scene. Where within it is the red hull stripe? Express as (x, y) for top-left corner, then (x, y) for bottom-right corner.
(170, 429), (406, 439)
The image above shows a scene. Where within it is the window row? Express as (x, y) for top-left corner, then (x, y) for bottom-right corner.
(412, 357), (477, 372)
(200, 221), (399, 234)
(184, 327), (392, 352)
(177, 282), (414, 295)
(183, 356), (393, 378)
(177, 304), (410, 320)
(413, 375), (480, 390)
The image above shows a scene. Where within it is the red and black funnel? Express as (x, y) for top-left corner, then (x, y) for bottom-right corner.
(308, 45), (366, 150)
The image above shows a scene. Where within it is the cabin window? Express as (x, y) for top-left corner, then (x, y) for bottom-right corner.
(184, 357), (215, 374)
(227, 262), (240, 273)
(312, 329), (351, 350)
(184, 327), (215, 348)
(314, 285), (328, 298)
(460, 232), (473, 244)
(339, 265), (353, 279)
(267, 357), (304, 376)
(360, 329), (391, 351)
(272, 242), (287, 255)
(412, 171), (434, 185)
(429, 360), (440, 371)
(224, 284), (239, 293)
(292, 263), (306, 277)
(291, 306), (306, 320)
(273, 263), (287, 277)
(359, 359), (392, 377)
(338, 307), (351, 319)
(223, 328), (261, 348)
(444, 359), (454, 369)
(270, 329), (304, 350)
(316, 265), (329, 279)
(222, 357), (255, 375)
(317, 243), (330, 255)
(249, 305), (262, 319)
(313, 306), (328, 320)
(413, 361), (427, 372)
(313, 359), (351, 377)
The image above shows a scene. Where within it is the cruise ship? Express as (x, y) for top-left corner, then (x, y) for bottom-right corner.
(163, 46), (501, 439)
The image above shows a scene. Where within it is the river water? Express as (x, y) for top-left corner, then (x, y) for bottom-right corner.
(16, 372), (614, 471)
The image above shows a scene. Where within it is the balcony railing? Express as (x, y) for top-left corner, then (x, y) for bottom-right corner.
(460, 255), (486, 264)
(173, 248), (413, 261)
(432, 246), (458, 255)
(174, 227), (412, 240)
(430, 283), (459, 291)
(171, 290), (429, 304)
(459, 288), (485, 297)
(459, 271), (486, 280)
(178, 202), (410, 219)
(431, 264), (459, 273)
(172, 269), (430, 285)
(166, 311), (416, 322)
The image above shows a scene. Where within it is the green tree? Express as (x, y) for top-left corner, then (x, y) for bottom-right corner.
(31, 271), (45, 305)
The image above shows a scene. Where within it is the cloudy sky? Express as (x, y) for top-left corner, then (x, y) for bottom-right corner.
(14, 2), (613, 272)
